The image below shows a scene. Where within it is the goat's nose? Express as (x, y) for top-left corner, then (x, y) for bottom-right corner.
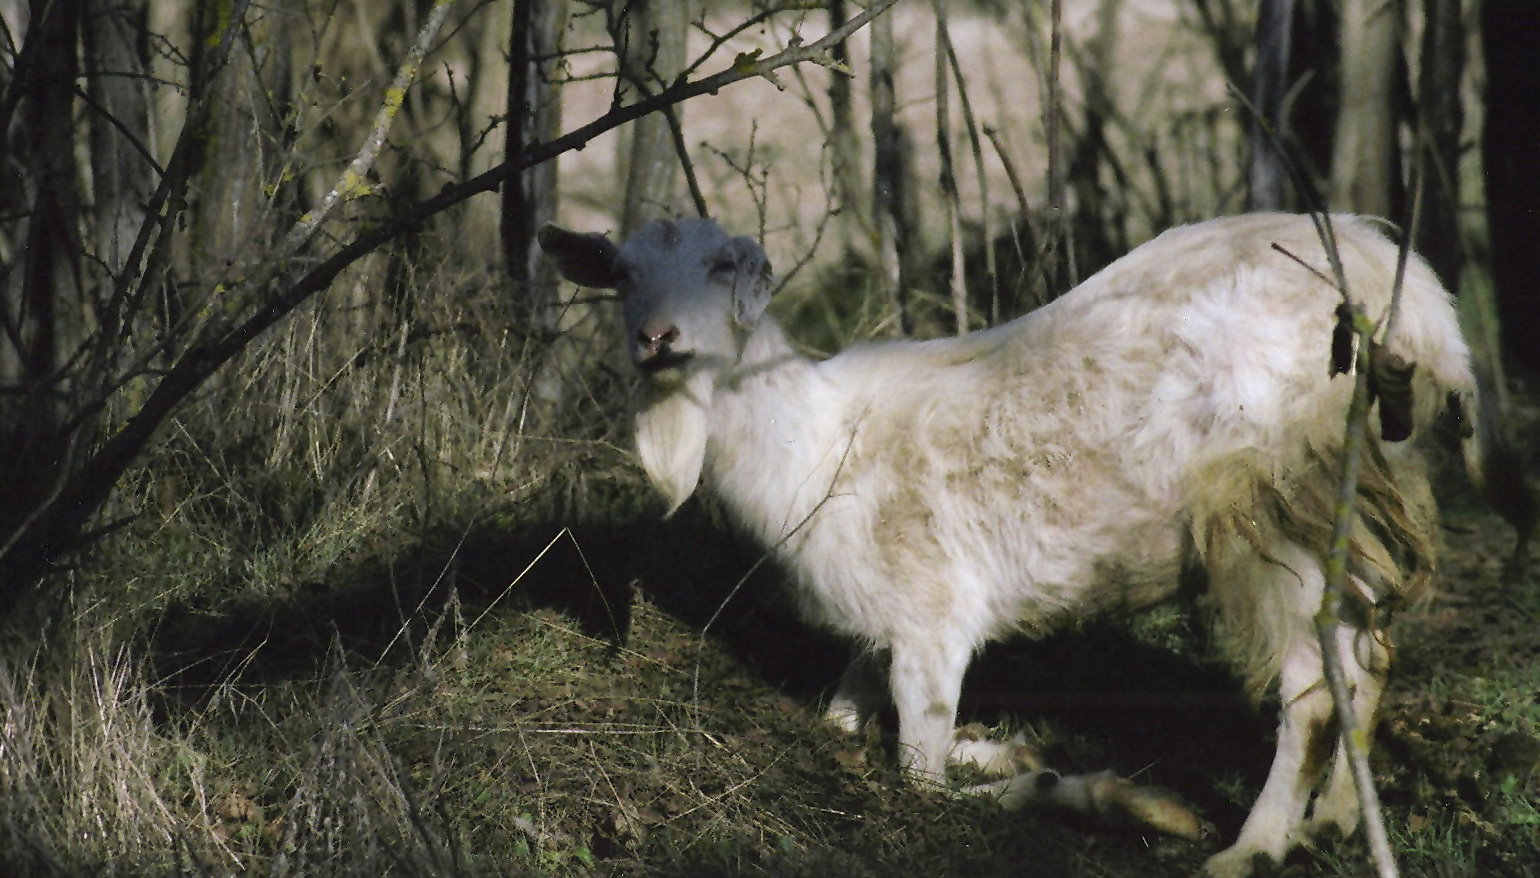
(637, 325), (680, 352)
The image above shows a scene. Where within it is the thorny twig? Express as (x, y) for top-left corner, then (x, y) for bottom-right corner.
(661, 102), (710, 220)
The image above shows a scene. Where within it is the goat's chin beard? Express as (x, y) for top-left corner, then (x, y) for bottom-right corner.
(635, 370), (713, 517)
(639, 365), (690, 389)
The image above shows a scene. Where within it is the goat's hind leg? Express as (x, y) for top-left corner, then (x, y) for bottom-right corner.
(949, 726), (1046, 777)
(825, 649), (889, 733)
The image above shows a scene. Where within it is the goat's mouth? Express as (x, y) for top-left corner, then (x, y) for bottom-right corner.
(636, 350), (695, 377)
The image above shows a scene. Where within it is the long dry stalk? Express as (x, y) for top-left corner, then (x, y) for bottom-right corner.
(1310, 178), (1426, 878)
(933, 4), (968, 335)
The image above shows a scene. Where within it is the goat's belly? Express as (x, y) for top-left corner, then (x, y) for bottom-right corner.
(980, 540), (1188, 640)
(783, 513), (1188, 648)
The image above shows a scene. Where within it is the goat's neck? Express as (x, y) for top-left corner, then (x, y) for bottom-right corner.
(702, 318), (850, 547)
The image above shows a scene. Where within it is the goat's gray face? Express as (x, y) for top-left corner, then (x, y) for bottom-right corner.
(539, 218), (774, 384)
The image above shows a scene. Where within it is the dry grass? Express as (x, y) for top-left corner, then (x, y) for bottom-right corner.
(2, 4), (1536, 877)
(6, 495), (1534, 877)
(3, 250), (1535, 874)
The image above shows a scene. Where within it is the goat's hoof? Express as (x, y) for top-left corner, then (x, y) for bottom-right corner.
(949, 725), (1046, 776)
(903, 771), (950, 793)
(1203, 847), (1279, 878)
(823, 702), (869, 734)
(1300, 815), (1354, 848)
(1101, 780), (1210, 841)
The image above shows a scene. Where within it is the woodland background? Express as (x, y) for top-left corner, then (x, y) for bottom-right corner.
(0, 1), (1536, 876)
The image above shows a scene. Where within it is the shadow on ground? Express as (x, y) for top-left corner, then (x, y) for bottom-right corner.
(145, 494), (1279, 849)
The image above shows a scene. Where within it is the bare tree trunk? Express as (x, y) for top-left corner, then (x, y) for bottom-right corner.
(869, 7), (912, 335)
(934, 6), (966, 335)
(0, 0), (82, 576)
(1064, 0), (1123, 282)
(617, 0), (687, 236)
(1043, 0), (1073, 292)
(827, 0), (871, 257)
(188, 5), (251, 259)
(181, 1), (281, 330)
(1331, 0), (1399, 216)
(505, 0), (571, 406)
(83, 0), (154, 276)
(1289, 0), (1340, 195)
(1482, 0), (1540, 377)
(1248, 0), (1295, 211)
(3, 0), (80, 412)
(503, 0), (567, 319)
(1414, 0), (1463, 291)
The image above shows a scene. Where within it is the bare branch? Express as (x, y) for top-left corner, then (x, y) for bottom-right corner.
(661, 102), (709, 219)
(2, 0), (902, 592)
(1308, 202), (1418, 878)
(284, 0), (456, 253)
(933, 3), (968, 335)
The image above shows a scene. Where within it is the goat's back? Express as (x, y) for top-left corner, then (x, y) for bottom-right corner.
(802, 213), (1464, 646)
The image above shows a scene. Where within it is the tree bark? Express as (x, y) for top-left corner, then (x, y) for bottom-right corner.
(1290, 0), (1340, 196)
(187, 2), (260, 265)
(3, 0), (80, 421)
(827, 0), (871, 257)
(83, 0), (155, 276)
(869, 8), (912, 335)
(1481, 0), (1540, 377)
(1248, 0), (1295, 211)
(934, 6), (967, 335)
(503, 0), (567, 325)
(1330, 0), (1399, 217)
(0, 0), (83, 587)
(1414, 0), (1464, 292)
(617, 0), (688, 237)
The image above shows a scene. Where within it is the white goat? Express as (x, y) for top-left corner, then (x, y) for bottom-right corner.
(539, 213), (1528, 877)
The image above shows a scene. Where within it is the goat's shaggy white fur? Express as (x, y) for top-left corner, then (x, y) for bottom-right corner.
(540, 213), (1515, 877)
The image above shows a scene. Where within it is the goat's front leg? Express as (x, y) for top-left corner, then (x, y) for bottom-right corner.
(828, 646), (1038, 777)
(889, 633), (973, 784)
(1205, 641), (1335, 878)
(1303, 619), (1391, 842)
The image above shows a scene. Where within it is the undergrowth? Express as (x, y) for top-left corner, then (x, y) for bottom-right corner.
(2, 250), (1537, 878)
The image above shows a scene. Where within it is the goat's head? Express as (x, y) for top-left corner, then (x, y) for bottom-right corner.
(538, 218), (774, 385)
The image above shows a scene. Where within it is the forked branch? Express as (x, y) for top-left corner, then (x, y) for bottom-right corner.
(1, 0), (900, 601)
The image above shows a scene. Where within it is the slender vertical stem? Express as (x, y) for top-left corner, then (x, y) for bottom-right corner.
(933, 4), (967, 335)
(1046, 0), (1067, 292)
(1315, 334), (1399, 878)
(1312, 192), (1420, 878)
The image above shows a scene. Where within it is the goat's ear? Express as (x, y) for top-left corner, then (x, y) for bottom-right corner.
(537, 224), (622, 288)
(717, 235), (774, 329)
